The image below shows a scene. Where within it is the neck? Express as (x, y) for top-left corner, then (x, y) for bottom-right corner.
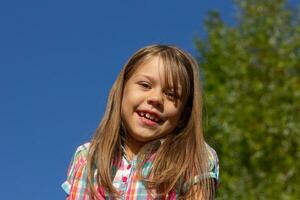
(124, 134), (146, 161)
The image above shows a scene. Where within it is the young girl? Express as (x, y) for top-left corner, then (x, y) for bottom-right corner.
(62, 45), (219, 199)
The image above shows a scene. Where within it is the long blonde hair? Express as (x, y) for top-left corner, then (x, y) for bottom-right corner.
(87, 45), (215, 199)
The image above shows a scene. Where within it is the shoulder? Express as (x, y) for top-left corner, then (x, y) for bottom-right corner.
(61, 142), (91, 196)
(73, 142), (90, 160)
(69, 142), (90, 167)
(182, 143), (220, 194)
(205, 143), (219, 181)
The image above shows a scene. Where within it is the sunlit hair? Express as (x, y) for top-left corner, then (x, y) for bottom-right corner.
(87, 45), (215, 199)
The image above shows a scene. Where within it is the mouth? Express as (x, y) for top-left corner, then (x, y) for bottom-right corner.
(136, 110), (162, 124)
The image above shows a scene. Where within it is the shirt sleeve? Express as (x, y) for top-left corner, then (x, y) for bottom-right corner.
(61, 143), (90, 198)
(182, 143), (219, 193)
(202, 143), (219, 181)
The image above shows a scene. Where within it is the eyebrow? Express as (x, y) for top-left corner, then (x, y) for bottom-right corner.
(133, 74), (156, 82)
(133, 74), (182, 93)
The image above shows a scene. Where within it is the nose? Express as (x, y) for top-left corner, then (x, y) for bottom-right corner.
(147, 91), (163, 108)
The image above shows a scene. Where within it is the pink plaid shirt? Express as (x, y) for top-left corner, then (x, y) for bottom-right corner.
(62, 142), (219, 200)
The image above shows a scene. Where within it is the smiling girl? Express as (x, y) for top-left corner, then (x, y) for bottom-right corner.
(62, 45), (219, 199)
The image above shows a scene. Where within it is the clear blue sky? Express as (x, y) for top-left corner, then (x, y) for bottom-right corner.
(0, 0), (298, 199)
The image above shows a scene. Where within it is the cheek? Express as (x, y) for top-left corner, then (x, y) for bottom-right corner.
(166, 104), (183, 122)
(122, 87), (142, 112)
(121, 89), (131, 114)
(122, 93), (138, 108)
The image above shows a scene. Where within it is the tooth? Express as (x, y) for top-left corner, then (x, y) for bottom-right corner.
(145, 113), (150, 119)
(149, 115), (154, 120)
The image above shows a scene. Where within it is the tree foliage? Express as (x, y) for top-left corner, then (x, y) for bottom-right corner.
(196, 0), (300, 199)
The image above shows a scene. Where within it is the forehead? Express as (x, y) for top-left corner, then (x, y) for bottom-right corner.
(131, 56), (180, 88)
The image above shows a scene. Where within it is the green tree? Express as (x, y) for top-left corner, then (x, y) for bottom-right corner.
(196, 0), (300, 199)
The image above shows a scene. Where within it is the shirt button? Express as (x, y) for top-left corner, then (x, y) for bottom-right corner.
(122, 176), (128, 183)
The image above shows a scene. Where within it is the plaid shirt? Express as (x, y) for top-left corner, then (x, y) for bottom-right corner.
(62, 142), (219, 200)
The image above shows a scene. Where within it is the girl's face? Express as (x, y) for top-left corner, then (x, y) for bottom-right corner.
(121, 56), (184, 147)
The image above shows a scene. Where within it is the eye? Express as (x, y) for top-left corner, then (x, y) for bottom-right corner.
(165, 90), (177, 100)
(138, 81), (151, 89)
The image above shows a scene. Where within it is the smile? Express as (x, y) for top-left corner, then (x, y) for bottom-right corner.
(137, 111), (162, 123)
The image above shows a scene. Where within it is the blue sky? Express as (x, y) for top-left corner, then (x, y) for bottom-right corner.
(0, 0), (298, 199)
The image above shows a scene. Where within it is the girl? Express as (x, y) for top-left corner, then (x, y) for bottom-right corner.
(62, 45), (219, 199)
